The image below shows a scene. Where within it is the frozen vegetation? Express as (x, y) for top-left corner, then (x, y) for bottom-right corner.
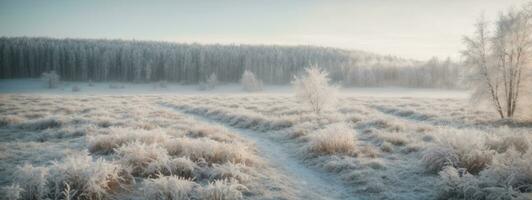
(1, 3), (532, 200)
(0, 87), (530, 199)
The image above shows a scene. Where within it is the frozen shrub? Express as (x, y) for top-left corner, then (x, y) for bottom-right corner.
(422, 130), (494, 174)
(88, 127), (170, 154)
(41, 70), (60, 88)
(2, 184), (23, 200)
(437, 166), (482, 199)
(61, 183), (76, 200)
(200, 179), (247, 200)
(145, 157), (197, 178)
(115, 141), (171, 176)
(359, 118), (405, 132)
(422, 146), (459, 173)
(141, 175), (199, 200)
(480, 149), (532, 193)
(307, 123), (357, 156)
(380, 141), (393, 153)
(186, 126), (234, 142)
(437, 161), (531, 200)
(12, 164), (49, 200)
(209, 162), (250, 183)
(47, 153), (132, 200)
(292, 66), (338, 115)
(206, 73), (218, 90)
(486, 133), (530, 154)
(240, 70), (263, 92)
(17, 117), (65, 130)
(164, 138), (256, 166)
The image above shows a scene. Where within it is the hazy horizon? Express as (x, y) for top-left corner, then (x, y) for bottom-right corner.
(0, 0), (526, 60)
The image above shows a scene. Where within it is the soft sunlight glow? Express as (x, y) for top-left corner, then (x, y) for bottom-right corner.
(0, 0), (525, 60)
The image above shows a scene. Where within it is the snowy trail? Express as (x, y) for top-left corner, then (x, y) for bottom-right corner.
(162, 104), (357, 200)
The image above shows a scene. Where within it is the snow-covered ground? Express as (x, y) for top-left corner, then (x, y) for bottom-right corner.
(0, 79), (469, 98)
(1, 80), (530, 200)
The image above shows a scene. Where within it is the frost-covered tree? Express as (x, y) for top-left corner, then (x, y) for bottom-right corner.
(464, 9), (532, 119)
(292, 66), (338, 115)
(241, 70), (263, 92)
(41, 71), (60, 88)
(206, 73), (218, 90)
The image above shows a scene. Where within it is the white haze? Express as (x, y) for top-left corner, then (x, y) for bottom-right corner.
(0, 0), (526, 60)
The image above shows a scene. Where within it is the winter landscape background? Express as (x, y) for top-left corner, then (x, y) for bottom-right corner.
(1, 1), (531, 200)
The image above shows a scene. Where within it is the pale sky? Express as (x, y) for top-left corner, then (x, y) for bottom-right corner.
(0, 0), (526, 60)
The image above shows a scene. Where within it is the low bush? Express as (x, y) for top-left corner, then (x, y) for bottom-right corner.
(88, 127), (170, 154)
(422, 130), (494, 174)
(12, 164), (49, 200)
(115, 141), (171, 177)
(306, 123), (357, 156)
(141, 175), (199, 200)
(17, 117), (66, 130)
(48, 153), (132, 200)
(164, 138), (256, 166)
(145, 157), (198, 178)
(2, 184), (23, 200)
(200, 179), (247, 200)
(10, 153), (132, 200)
(209, 162), (250, 183)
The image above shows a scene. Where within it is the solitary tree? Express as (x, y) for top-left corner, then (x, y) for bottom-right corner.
(463, 9), (532, 118)
(206, 73), (218, 90)
(41, 71), (60, 89)
(241, 70), (263, 92)
(292, 66), (338, 115)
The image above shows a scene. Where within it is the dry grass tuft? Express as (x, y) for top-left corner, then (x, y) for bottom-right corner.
(200, 179), (248, 200)
(164, 138), (256, 166)
(88, 127), (170, 154)
(141, 175), (199, 200)
(422, 130), (494, 174)
(17, 116), (66, 130)
(307, 123), (358, 156)
(115, 141), (171, 177)
(10, 153), (133, 200)
(12, 164), (49, 200)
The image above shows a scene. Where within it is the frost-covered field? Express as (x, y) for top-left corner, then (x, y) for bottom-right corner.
(1, 92), (531, 200)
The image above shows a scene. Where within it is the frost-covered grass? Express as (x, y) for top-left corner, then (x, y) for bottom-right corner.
(162, 94), (532, 199)
(1, 93), (531, 200)
(0, 94), (295, 199)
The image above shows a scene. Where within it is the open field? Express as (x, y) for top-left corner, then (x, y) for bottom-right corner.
(1, 91), (530, 200)
(2, 1), (532, 200)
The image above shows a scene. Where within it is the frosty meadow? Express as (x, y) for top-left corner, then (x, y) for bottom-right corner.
(1, 1), (532, 200)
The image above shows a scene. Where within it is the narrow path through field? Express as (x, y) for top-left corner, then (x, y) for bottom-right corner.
(162, 104), (357, 200)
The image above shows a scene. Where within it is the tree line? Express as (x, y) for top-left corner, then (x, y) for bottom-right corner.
(0, 37), (462, 88)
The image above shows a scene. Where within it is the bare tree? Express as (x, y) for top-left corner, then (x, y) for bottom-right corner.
(206, 73), (218, 90)
(41, 71), (60, 89)
(241, 70), (263, 92)
(292, 66), (338, 115)
(464, 9), (532, 119)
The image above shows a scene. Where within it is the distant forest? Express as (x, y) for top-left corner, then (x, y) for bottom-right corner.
(0, 37), (463, 88)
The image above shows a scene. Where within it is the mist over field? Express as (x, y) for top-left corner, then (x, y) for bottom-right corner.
(0, 1), (531, 200)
